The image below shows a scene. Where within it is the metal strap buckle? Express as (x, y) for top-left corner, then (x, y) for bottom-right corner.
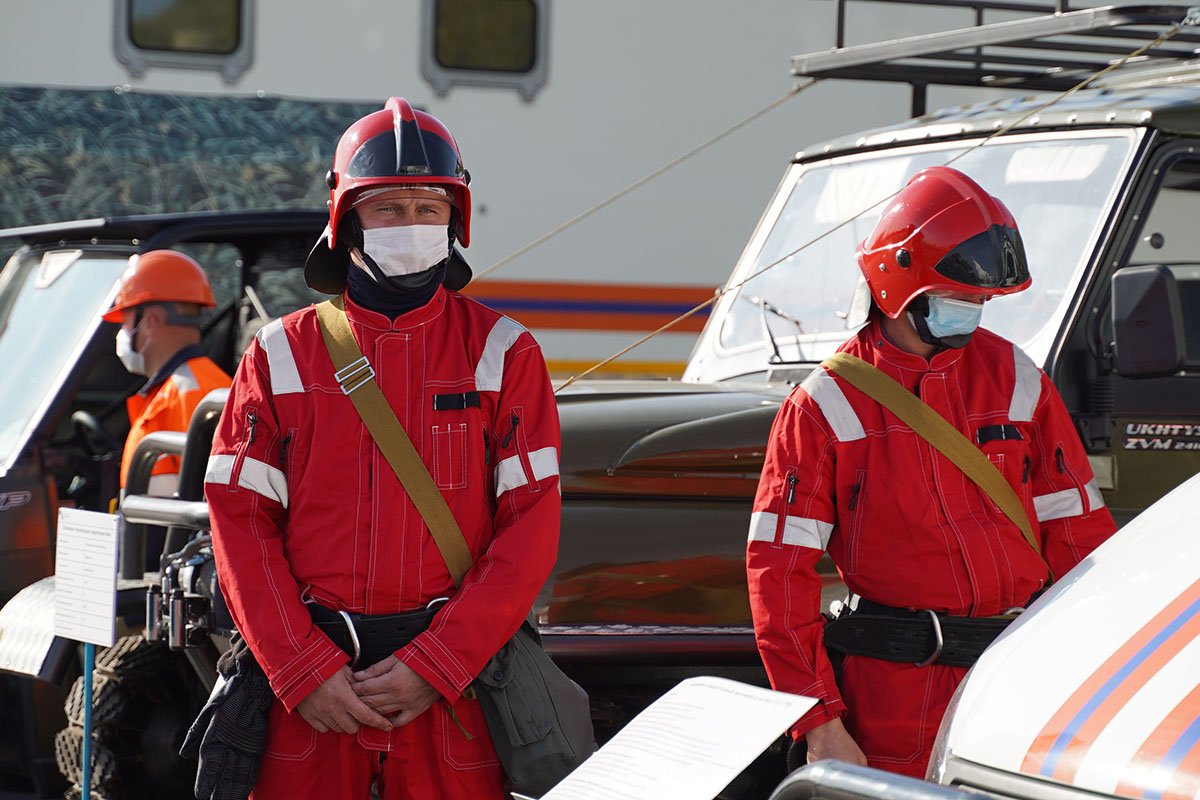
(336, 609), (362, 669)
(915, 609), (944, 668)
(335, 356), (375, 395)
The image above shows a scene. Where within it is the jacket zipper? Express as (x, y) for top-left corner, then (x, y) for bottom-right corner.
(773, 468), (798, 546)
(228, 408), (257, 489)
(847, 470), (868, 572)
(507, 410), (538, 489)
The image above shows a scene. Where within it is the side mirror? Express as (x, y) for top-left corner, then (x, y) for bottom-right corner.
(1111, 265), (1185, 378)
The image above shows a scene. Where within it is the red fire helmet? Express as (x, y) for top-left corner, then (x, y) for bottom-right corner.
(855, 166), (1031, 319)
(325, 97), (470, 247)
(305, 97), (472, 294)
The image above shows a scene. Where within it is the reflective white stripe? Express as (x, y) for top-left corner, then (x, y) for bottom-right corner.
(475, 317), (527, 393)
(204, 453), (289, 508)
(1034, 487), (1083, 521)
(494, 447), (559, 496)
(1009, 345), (1042, 422)
(1084, 477), (1106, 513)
(171, 362), (199, 394)
(256, 319), (304, 395)
(747, 510), (833, 550)
(801, 368), (866, 442)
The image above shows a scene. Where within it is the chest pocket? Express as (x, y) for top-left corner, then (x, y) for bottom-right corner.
(431, 390), (481, 490)
(978, 423), (1032, 511)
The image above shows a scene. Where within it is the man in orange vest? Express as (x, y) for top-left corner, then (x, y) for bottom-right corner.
(103, 250), (232, 496)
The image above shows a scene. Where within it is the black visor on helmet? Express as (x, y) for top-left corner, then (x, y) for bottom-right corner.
(345, 121), (464, 181)
(933, 224), (1030, 290)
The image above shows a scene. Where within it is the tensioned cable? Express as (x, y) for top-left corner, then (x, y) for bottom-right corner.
(554, 10), (1198, 393)
(469, 80), (818, 284)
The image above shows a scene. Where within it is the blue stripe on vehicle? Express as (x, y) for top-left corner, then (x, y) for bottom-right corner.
(1040, 596), (1200, 777)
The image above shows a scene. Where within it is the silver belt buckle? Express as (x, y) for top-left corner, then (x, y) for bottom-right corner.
(336, 609), (362, 670)
(915, 609), (944, 668)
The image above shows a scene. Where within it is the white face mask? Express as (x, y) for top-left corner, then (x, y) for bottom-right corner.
(115, 326), (148, 376)
(361, 225), (450, 278)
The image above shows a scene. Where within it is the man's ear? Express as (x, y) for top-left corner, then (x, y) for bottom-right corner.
(141, 304), (168, 329)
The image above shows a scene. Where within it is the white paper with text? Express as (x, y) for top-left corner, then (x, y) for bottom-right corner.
(54, 508), (119, 647)
(541, 676), (815, 800)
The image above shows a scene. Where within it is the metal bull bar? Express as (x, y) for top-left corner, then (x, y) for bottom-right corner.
(768, 761), (973, 800)
(118, 388), (227, 579)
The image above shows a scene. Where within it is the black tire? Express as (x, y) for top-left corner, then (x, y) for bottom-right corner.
(55, 635), (203, 800)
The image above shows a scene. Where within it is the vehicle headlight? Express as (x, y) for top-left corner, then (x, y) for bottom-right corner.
(926, 667), (972, 783)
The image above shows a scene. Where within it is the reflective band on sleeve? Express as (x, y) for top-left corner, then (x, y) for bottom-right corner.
(1010, 345), (1042, 422)
(475, 317), (527, 394)
(801, 368), (866, 442)
(1084, 477), (1106, 513)
(1034, 487), (1084, 521)
(205, 453), (289, 508)
(256, 319), (304, 396)
(494, 447), (559, 496)
(747, 510), (833, 550)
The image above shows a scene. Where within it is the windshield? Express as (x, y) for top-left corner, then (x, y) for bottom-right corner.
(688, 130), (1137, 382)
(0, 249), (127, 475)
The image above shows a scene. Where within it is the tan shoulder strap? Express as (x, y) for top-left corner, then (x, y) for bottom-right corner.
(315, 297), (473, 586)
(821, 352), (1051, 581)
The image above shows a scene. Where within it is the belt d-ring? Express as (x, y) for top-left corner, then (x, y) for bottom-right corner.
(915, 609), (944, 667)
(336, 609), (362, 670)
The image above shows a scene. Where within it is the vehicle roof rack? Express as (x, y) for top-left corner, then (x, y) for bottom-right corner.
(793, 2), (1200, 115)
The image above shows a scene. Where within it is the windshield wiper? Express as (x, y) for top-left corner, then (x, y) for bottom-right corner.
(742, 294), (805, 363)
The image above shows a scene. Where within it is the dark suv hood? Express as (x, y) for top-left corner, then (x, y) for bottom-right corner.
(556, 380), (789, 500)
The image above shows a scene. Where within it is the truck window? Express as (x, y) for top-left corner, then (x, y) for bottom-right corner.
(712, 132), (1135, 374)
(1129, 156), (1200, 365)
(421, 0), (548, 100)
(114, 0), (254, 82)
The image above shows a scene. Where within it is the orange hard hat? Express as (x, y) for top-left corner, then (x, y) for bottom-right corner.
(102, 250), (217, 322)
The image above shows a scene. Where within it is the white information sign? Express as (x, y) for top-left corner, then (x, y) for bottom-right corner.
(53, 508), (119, 647)
(539, 676), (816, 800)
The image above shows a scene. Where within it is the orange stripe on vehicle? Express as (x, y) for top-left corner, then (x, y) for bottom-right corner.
(1115, 684), (1200, 800)
(1022, 578), (1200, 781)
(545, 359), (686, 378)
(461, 280), (715, 332)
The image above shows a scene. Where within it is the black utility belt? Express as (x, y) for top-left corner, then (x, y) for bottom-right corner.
(308, 598), (448, 670)
(823, 598), (1016, 669)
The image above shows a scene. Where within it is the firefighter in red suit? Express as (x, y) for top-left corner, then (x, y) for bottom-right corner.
(205, 97), (561, 799)
(747, 167), (1116, 778)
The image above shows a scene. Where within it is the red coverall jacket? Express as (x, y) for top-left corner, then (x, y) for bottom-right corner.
(123, 348), (231, 494)
(205, 288), (561, 752)
(747, 319), (1115, 775)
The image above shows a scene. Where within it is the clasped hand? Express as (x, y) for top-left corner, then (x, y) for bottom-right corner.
(296, 657), (441, 735)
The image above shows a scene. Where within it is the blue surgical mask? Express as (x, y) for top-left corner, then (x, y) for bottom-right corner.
(922, 295), (984, 339)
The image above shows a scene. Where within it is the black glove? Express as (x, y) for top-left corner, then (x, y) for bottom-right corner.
(180, 634), (274, 800)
